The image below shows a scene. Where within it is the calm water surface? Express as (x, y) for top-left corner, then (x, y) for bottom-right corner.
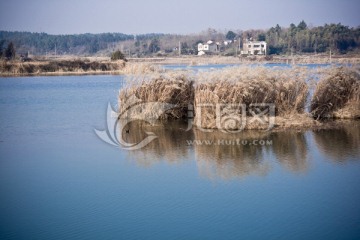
(0, 75), (359, 240)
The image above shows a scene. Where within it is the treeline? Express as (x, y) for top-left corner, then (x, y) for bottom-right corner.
(261, 21), (360, 54)
(0, 21), (359, 57)
(0, 31), (163, 55)
(126, 22), (360, 56)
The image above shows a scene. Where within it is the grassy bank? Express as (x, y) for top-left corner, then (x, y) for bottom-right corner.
(118, 66), (360, 130)
(127, 54), (360, 65)
(0, 59), (126, 76)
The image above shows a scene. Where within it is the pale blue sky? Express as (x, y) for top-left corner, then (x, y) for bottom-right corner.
(0, 0), (359, 34)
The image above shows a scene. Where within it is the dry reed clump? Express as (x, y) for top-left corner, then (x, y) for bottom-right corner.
(311, 67), (360, 119)
(193, 66), (309, 130)
(121, 63), (163, 74)
(118, 72), (194, 119)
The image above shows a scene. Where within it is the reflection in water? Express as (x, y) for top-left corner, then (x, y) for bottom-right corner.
(119, 120), (360, 179)
(193, 129), (271, 180)
(119, 120), (193, 167)
(268, 131), (309, 172)
(313, 120), (360, 163)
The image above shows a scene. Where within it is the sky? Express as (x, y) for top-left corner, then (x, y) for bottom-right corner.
(0, 0), (359, 35)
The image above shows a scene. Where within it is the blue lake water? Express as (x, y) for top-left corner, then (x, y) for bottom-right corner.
(0, 75), (360, 240)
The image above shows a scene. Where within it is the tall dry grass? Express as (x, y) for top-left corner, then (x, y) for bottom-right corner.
(193, 66), (309, 129)
(118, 72), (194, 119)
(311, 67), (360, 119)
(118, 65), (360, 130)
(121, 62), (163, 75)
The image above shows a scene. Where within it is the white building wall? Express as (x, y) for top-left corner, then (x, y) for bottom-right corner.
(198, 42), (219, 54)
(242, 41), (267, 55)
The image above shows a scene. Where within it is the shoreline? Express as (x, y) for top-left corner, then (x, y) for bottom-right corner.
(137, 117), (359, 132)
(1, 55), (360, 77)
(129, 54), (360, 65)
(0, 70), (125, 77)
(0, 59), (125, 77)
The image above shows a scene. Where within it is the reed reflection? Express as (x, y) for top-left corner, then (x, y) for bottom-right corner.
(193, 129), (271, 180)
(119, 120), (277, 179)
(267, 131), (309, 172)
(119, 120), (193, 167)
(313, 120), (360, 163)
(117, 120), (360, 179)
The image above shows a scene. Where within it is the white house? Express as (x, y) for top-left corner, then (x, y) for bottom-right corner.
(241, 40), (267, 55)
(223, 40), (233, 46)
(198, 40), (220, 55)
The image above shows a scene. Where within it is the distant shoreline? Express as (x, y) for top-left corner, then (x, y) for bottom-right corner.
(0, 70), (124, 77)
(0, 59), (126, 77)
(1, 55), (360, 77)
(130, 54), (360, 65)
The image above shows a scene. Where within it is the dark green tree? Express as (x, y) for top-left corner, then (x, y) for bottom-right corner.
(148, 38), (160, 53)
(5, 42), (15, 60)
(275, 24), (281, 33)
(89, 39), (99, 53)
(226, 31), (236, 40)
(297, 20), (307, 30)
(0, 40), (5, 57)
(111, 50), (127, 61)
(289, 23), (297, 35)
(257, 33), (266, 41)
(181, 42), (189, 54)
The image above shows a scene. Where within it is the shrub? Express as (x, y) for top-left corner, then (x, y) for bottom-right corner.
(111, 50), (127, 61)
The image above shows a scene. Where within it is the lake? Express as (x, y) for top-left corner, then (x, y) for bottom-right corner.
(0, 74), (360, 240)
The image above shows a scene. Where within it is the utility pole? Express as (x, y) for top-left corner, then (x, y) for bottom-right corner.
(179, 41), (181, 56)
(330, 49), (332, 63)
